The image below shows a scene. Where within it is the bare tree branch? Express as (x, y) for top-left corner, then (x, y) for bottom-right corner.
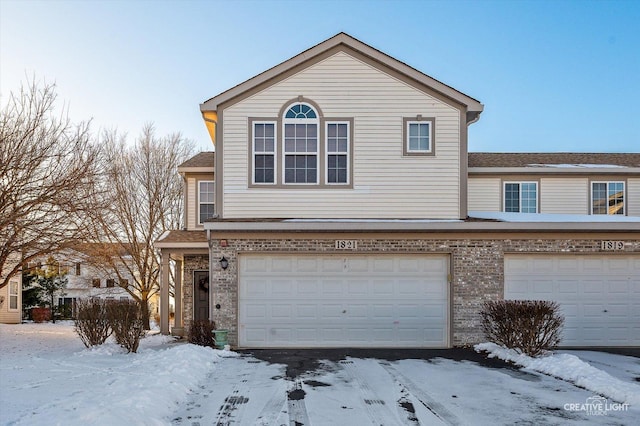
(84, 124), (194, 329)
(0, 79), (101, 290)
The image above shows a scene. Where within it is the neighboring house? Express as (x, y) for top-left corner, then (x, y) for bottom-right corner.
(24, 246), (135, 318)
(0, 251), (22, 324)
(157, 33), (639, 348)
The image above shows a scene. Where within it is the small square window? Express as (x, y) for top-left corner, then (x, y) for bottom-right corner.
(404, 118), (435, 155)
(592, 182), (624, 215)
(92, 279), (101, 288)
(504, 182), (538, 213)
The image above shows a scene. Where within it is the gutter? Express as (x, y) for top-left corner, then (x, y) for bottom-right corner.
(203, 220), (640, 233)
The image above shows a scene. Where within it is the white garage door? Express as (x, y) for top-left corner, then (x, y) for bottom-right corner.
(239, 254), (449, 348)
(505, 255), (640, 346)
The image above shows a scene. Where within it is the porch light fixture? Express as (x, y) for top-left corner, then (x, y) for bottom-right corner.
(219, 256), (229, 270)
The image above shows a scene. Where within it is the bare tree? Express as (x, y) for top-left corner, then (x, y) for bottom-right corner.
(0, 79), (100, 290)
(86, 125), (194, 329)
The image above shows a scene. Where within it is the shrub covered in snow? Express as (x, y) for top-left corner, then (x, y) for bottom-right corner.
(480, 300), (564, 357)
(74, 298), (112, 347)
(106, 299), (146, 353)
(188, 320), (216, 347)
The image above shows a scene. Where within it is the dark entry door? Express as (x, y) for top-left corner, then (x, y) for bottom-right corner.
(193, 271), (210, 321)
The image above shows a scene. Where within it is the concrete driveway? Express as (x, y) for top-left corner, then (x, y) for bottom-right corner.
(170, 348), (638, 425)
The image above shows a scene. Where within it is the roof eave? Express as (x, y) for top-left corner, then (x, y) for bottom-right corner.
(203, 220), (639, 233)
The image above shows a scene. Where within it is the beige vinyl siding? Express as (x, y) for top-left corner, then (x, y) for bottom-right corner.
(628, 178), (640, 217)
(222, 52), (461, 219)
(185, 173), (215, 230)
(186, 177), (197, 230)
(467, 177), (501, 212)
(539, 177), (589, 214)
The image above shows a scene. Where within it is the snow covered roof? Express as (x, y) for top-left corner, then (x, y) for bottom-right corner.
(468, 153), (640, 168)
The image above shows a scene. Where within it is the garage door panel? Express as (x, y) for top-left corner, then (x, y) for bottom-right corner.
(505, 255), (639, 347)
(296, 304), (317, 319)
(240, 254), (449, 348)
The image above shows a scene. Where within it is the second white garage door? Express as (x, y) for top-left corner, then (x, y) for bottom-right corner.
(238, 254), (449, 348)
(505, 255), (640, 347)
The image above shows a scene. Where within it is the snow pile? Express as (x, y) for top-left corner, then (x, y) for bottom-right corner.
(469, 211), (640, 223)
(0, 323), (231, 425)
(475, 342), (640, 405)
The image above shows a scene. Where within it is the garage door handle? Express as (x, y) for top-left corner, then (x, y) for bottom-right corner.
(603, 309), (608, 313)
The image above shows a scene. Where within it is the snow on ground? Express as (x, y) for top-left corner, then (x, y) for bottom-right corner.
(476, 342), (640, 406)
(0, 322), (235, 425)
(2, 323), (639, 425)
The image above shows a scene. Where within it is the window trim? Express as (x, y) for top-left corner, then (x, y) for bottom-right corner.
(325, 121), (351, 185)
(591, 180), (625, 215)
(283, 103), (320, 185)
(250, 120), (277, 185)
(197, 180), (215, 225)
(502, 181), (539, 213)
(403, 117), (435, 156)
(247, 98), (353, 189)
(9, 280), (19, 311)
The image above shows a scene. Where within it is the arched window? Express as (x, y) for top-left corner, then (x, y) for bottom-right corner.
(283, 103), (318, 184)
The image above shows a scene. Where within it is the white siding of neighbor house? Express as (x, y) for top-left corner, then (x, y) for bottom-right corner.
(221, 51), (462, 219)
(628, 178), (640, 217)
(467, 177), (501, 212)
(540, 177), (589, 214)
(0, 252), (21, 324)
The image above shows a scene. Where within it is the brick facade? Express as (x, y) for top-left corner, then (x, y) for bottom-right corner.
(190, 236), (640, 347)
(182, 255), (208, 331)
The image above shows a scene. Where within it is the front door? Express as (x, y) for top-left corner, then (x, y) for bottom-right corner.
(193, 270), (210, 321)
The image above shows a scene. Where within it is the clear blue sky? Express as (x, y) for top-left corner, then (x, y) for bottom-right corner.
(1, 0), (638, 153)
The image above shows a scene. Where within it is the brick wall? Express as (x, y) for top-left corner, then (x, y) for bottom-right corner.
(182, 255), (208, 331)
(191, 237), (639, 347)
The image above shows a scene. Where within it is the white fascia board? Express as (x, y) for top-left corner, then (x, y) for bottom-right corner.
(177, 166), (215, 174)
(154, 242), (209, 249)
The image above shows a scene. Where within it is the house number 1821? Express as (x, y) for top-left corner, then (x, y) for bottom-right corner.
(335, 240), (357, 250)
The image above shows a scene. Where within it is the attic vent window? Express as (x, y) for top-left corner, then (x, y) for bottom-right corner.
(285, 103), (317, 119)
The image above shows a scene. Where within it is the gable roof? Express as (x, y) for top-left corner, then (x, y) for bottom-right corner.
(468, 153), (640, 168)
(200, 32), (483, 123)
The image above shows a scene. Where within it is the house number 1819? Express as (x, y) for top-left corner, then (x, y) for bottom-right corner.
(601, 241), (624, 250)
(335, 240), (357, 250)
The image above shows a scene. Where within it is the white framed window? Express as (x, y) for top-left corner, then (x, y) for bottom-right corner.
(404, 118), (435, 155)
(198, 181), (215, 224)
(326, 122), (349, 184)
(592, 181), (625, 215)
(9, 280), (19, 310)
(252, 122), (276, 184)
(504, 182), (538, 213)
(283, 103), (318, 184)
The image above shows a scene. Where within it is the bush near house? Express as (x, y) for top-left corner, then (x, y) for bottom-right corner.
(106, 299), (145, 353)
(480, 300), (564, 357)
(188, 320), (216, 347)
(75, 298), (112, 347)
(74, 298), (146, 353)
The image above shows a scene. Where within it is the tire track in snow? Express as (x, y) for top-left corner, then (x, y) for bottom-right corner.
(212, 359), (258, 426)
(379, 361), (459, 426)
(253, 378), (288, 426)
(287, 379), (310, 426)
(339, 359), (399, 425)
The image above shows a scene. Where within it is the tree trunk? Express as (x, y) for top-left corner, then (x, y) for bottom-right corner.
(140, 299), (151, 330)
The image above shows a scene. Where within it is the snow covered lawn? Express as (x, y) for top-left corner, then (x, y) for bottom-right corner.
(1, 323), (639, 425)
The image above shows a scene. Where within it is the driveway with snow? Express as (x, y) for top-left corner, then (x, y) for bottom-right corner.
(1, 323), (639, 425)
